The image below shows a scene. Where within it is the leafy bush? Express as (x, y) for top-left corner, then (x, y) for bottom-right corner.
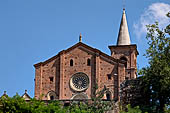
(0, 94), (114, 113)
(120, 104), (143, 113)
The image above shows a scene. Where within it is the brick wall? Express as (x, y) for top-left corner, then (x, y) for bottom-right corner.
(34, 43), (129, 100)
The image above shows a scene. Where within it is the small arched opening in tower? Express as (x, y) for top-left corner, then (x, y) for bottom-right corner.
(120, 56), (127, 68)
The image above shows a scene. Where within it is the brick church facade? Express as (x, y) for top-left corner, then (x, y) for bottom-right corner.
(34, 9), (138, 101)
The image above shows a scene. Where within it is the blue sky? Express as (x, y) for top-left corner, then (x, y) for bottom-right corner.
(0, 0), (169, 97)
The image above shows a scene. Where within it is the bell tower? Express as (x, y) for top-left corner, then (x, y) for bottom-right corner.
(109, 9), (138, 79)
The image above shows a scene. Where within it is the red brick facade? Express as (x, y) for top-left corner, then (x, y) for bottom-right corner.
(34, 42), (138, 100)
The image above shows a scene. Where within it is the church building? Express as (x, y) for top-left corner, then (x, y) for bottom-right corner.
(34, 9), (138, 101)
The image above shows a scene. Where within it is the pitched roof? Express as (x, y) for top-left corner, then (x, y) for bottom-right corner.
(21, 90), (31, 100)
(117, 9), (131, 45)
(34, 42), (126, 67)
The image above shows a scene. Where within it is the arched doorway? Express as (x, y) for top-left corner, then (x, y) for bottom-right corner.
(106, 91), (112, 100)
(46, 91), (57, 100)
(71, 93), (88, 100)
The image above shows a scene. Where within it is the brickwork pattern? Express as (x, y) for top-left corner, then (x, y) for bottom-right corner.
(34, 43), (137, 100)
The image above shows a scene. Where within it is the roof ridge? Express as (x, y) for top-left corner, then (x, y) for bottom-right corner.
(34, 42), (125, 67)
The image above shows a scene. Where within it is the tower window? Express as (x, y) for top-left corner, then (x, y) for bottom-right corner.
(107, 74), (111, 80)
(120, 56), (127, 68)
(49, 77), (53, 82)
(87, 58), (91, 66)
(70, 59), (73, 66)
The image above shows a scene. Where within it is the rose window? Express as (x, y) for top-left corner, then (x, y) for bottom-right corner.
(70, 72), (89, 92)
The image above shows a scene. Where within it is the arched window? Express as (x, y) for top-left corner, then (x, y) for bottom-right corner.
(120, 56), (127, 68)
(87, 58), (91, 66)
(70, 59), (73, 66)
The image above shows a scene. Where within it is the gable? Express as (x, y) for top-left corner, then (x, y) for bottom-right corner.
(34, 42), (125, 67)
(22, 94), (31, 100)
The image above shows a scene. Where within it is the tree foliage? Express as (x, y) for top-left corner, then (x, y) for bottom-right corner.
(120, 104), (142, 113)
(0, 86), (114, 113)
(139, 12), (170, 112)
(0, 94), (65, 113)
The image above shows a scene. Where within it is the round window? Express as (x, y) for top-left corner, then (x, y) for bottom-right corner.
(70, 72), (89, 92)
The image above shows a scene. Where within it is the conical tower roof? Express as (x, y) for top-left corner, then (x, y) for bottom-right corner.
(117, 9), (131, 45)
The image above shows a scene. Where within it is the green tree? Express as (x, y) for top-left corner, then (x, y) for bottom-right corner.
(0, 86), (114, 113)
(0, 94), (29, 113)
(139, 12), (170, 112)
(0, 94), (65, 113)
(120, 104), (142, 113)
